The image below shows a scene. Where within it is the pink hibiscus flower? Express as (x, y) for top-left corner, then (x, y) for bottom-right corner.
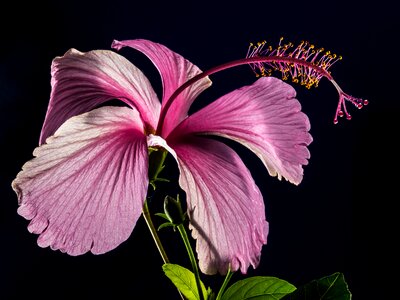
(12, 39), (312, 275)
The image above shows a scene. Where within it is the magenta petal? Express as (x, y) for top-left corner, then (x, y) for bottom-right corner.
(170, 77), (313, 185)
(40, 48), (161, 144)
(13, 106), (148, 255)
(112, 39), (212, 137)
(170, 137), (268, 275)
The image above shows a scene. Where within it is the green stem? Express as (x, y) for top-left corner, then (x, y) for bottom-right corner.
(144, 149), (185, 300)
(142, 199), (169, 264)
(143, 201), (186, 300)
(177, 224), (205, 300)
(144, 148), (170, 263)
(216, 269), (233, 300)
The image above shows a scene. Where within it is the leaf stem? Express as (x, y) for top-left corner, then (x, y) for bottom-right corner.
(215, 269), (233, 300)
(177, 224), (205, 300)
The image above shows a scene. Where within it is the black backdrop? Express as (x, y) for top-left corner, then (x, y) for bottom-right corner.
(1, 1), (398, 299)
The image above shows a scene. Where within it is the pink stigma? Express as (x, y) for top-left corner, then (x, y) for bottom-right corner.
(331, 79), (368, 124)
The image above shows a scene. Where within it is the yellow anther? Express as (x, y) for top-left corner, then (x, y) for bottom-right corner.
(247, 37), (341, 90)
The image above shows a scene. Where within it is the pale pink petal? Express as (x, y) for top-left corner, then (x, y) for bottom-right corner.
(112, 39), (212, 137)
(147, 134), (177, 158)
(40, 48), (161, 144)
(169, 77), (312, 185)
(13, 106), (148, 255)
(169, 136), (268, 275)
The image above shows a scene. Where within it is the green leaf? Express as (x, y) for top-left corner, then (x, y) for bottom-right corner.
(221, 276), (296, 300)
(283, 272), (351, 300)
(208, 287), (216, 300)
(149, 181), (157, 191)
(157, 222), (175, 231)
(154, 177), (170, 183)
(155, 212), (170, 221)
(163, 263), (209, 300)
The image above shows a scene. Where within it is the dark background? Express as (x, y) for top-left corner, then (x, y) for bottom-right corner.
(1, 1), (398, 299)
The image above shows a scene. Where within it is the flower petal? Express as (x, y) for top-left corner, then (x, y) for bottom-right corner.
(13, 106), (148, 255)
(147, 134), (177, 158)
(40, 48), (161, 144)
(112, 39), (212, 137)
(170, 136), (268, 275)
(170, 77), (312, 185)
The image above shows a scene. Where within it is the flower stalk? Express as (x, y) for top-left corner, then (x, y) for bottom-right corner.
(142, 199), (170, 264)
(143, 147), (173, 264)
